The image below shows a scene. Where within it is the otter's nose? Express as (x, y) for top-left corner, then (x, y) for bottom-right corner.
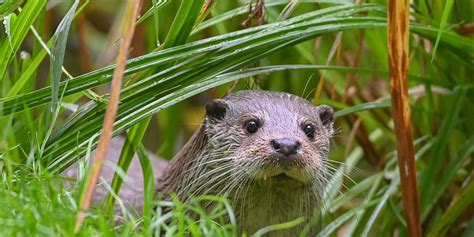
(270, 138), (300, 156)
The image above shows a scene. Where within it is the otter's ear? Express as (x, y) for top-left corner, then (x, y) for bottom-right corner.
(317, 105), (334, 130)
(206, 99), (228, 121)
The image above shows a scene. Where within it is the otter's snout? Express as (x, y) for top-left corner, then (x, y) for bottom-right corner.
(270, 138), (301, 156)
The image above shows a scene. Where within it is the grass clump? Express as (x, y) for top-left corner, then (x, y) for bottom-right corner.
(0, 165), (240, 236)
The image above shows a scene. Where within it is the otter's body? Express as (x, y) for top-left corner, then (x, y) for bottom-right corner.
(156, 90), (334, 235)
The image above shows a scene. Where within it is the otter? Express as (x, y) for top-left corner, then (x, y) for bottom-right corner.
(65, 90), (333, 235)
(156, 90), (334, 235)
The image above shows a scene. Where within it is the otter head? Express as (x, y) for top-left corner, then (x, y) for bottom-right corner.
(204, 90), (333, 198)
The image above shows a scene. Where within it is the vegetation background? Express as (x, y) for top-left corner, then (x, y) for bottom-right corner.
(0, 0), (473, 236)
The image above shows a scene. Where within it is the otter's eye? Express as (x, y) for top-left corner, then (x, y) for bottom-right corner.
(303, 124), (315, 139)
(245, 119), (260, 134)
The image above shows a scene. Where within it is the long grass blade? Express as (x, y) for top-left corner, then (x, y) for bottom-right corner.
(137, 143), (155, 234)
(136, 0), (169, 25)
(104, 116), (151, 215)
(0, 0), (46, 80)
(2, 4), (472, 116)
(104, 0), (206, 214)
(49, 0), (79, 113)
(427, 179), (474, 237)
(425, 135), (474, 223)
(420, 87), (468, 220)
(0, 0), (23, 17)
(162, 0), (204, 48)
(430, 0), (454, 61)
(317, 200), (379, 237)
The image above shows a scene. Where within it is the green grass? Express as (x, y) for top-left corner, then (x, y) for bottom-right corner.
(0, 167), (238, 236)
(0, 0), (473, 236)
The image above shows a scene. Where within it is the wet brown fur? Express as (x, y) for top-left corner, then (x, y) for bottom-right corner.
(156, 90), (334, 236)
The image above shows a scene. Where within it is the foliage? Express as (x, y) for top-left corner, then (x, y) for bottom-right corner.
(0, 0), (473, 236)
(0, 167), (236, 236)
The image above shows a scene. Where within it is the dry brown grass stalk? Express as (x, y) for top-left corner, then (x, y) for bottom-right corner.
(387, 0), (422, 236)
(74, 0), (143, 232)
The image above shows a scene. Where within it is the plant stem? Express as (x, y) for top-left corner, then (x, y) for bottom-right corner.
(74, 0), (142, 232)
(387, 0), (422, 236)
